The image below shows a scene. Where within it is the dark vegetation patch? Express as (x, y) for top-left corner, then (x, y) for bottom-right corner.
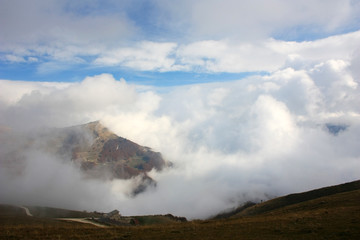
(211, 201), (256, 219)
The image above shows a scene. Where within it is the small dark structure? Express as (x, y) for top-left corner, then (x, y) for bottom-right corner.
(103, 209), (121, 220)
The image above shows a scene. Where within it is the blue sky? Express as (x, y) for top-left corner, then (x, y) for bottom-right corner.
(1, 0), (360, 86)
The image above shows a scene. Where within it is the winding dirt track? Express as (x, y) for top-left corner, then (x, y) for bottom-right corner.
(20, 206), (107, 228)
(20, 206), (32, 217)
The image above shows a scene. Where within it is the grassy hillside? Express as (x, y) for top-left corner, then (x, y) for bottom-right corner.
(1, 180), (359, 239)
(233, 179), (360, 218)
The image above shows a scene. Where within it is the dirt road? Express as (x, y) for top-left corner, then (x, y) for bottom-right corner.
(19, 206), (106, 228)
(20, 206), (33, 217)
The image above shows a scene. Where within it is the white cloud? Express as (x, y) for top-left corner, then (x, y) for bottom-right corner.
(0, 148), (122, 211)
(0, 74), (140, 129)
(0, 0), (136, 47)
(0, 80), (71, 105)
(176, 40), (284, 72)
(94, 41), (184, 72)
(0, 0), (136, 70)
(91, 31), (360, 73)
(3, 54), (26, 63)
(156, 0), (360, 40)
(27, 57), (38, 62)
(1, 1), (359, 74)
(185, 30), (360, 73)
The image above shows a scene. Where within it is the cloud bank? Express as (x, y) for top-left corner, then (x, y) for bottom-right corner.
(2, 30), (360, 75)
(1, 37), (360, 218)
(1, 0), (360, 76)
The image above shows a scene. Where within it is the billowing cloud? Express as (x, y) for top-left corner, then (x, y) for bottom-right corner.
(1, 48), (360, 218)
(0, 74), (141, 130)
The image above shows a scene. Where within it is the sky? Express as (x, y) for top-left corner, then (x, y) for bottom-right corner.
(1, 0), (360, 84)
(1, 0), (360, 219)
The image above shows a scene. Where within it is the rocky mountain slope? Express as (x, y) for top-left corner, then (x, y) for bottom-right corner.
(51, 121), (167, 180)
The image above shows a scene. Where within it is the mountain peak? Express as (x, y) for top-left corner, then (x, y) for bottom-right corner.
(63, 121), (167, 180)
(80, 121), (117, 139)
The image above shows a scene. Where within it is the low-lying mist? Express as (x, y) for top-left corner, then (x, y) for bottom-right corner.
(1, 56), (360, 219)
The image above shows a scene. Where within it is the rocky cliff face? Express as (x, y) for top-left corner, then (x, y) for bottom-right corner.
(54, 121), (167, 180)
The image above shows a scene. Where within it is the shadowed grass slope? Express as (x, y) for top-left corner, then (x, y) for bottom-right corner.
(233, 179), (360, 218)
(0, 179), (359, 239)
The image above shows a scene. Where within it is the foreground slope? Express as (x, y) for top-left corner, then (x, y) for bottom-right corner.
(215, 179), (360, 219)
(1, 180), (359, 239)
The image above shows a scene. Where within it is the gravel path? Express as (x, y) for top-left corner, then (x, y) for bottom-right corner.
(20, 206), (33, 217)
